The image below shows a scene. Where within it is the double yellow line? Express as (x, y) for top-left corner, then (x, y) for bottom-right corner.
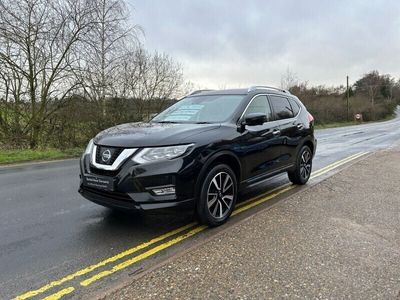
(15, 151), (368, 300)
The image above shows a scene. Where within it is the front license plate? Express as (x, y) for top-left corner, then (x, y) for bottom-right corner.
(83, 175), (114, 191)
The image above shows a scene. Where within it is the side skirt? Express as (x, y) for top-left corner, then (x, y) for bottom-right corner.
(239, 164), (294, 190)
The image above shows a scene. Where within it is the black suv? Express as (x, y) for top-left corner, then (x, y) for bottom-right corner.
(79, 86), (316, 226)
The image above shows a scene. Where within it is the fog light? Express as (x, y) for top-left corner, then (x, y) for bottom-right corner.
(152, 186), (176, 196)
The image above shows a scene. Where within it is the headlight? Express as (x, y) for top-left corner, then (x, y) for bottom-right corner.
(84, 139), (94, 155)
(133, 144), (194, 164)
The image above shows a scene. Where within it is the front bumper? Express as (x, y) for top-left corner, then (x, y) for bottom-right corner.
(79, 185), (194, 211)
(79, 152), (200, 212)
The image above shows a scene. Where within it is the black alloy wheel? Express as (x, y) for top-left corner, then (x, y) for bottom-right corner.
(288, 145), (312, 185)
(197, 164), (237, 226)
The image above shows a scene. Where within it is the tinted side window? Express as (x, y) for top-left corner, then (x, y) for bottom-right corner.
(289, 98), (300, 116)
(269, 96), (294, 120)
(244, 95), (272, 121)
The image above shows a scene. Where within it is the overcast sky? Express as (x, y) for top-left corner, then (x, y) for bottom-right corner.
(130, 0), (400, 89)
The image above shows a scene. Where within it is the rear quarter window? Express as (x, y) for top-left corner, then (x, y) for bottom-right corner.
(269, 95), (294, 120)
(289, 98), (301, 116)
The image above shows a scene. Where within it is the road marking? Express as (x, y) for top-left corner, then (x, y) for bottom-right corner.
(80, 225), (207, 286)
(42, 287), (74, 300)
(14, 151), (368, 300)
(15, 223), (197, 300)
(233, 186), (294, 215)
(236, 151), (367, 209)
(310, 152), (367, 178)
(78, 186), (292, 286)
(236, 184), (291, 209)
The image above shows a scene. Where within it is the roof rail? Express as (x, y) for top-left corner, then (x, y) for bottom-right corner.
(189, 89), (215, 96)
(248, 86), (291, 94)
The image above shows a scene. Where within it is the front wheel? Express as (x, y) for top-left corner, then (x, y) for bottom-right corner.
(288, 145), (313, 185)
(196, 164), (237, 227)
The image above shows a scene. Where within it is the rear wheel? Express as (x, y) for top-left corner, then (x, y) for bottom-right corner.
(288, 145), (312, 185)
(196, 164), (237, 227)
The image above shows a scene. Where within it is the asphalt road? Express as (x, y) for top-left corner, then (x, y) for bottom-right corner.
(1, 108), (400, 299)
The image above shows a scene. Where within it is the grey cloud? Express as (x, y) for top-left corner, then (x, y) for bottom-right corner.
(130, 0), (400, 88)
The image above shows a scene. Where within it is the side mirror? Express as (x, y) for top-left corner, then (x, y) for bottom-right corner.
(244, 113), (267, 126)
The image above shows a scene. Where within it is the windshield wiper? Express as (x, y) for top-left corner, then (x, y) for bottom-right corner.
(155, 121), (180, 124)
(155, 121), (212, 124)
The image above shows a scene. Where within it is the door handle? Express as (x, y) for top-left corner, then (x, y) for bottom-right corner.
(272, 129), (281, 136)
(296, 124), (304, 130)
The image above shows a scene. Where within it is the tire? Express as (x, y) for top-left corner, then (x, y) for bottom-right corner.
(196, 164), (237, 227)
(288, 145), (313, 185)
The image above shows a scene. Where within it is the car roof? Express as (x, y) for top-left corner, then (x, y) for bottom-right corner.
(190, 87), (291, 97)
(190, 89), (248, 96)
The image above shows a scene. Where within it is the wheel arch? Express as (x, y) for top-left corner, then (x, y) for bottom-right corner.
(194, 151), (242, 199)
(302, 139), (315, 156)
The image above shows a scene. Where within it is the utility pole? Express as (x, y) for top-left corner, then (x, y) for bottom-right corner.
(346, 76), (350, 121)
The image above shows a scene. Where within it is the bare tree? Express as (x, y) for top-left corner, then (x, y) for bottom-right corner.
(0, 0), (96, 148)
(280, 67), (299, 90)
(353, 71), (397, 120)
(78, 0), (140, 118)
(0, 47), (26, 145)
(119, 45), (149, 100)
(119, 45), (184, 118)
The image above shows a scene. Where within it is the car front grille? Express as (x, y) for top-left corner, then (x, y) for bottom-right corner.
(95, 146), (123, 165)
(89, 166), (119, 177)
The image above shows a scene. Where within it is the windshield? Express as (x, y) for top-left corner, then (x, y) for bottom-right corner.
(152, 94), (245, 123)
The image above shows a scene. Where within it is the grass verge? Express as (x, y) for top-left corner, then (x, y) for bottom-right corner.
(0, 148), (83, 165)
(315, 121), (360, 129)
(315, 114), (396, 129)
